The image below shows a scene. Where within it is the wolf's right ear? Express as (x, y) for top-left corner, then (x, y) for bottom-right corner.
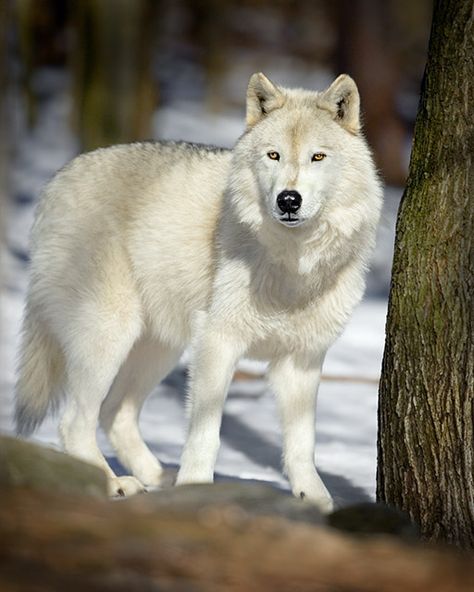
(246, 73), (285, 128)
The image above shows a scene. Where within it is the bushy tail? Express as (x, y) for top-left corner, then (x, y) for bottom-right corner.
(15, 311), (65, 436)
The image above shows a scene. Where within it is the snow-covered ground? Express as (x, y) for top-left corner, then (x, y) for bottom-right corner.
(0, 70), (401, 507)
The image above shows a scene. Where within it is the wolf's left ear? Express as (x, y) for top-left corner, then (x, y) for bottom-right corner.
(322, 74), (360, 134)
(246, 73), (285, 128)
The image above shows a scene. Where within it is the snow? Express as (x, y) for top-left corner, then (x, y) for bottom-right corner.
(0, 69), (399, 507)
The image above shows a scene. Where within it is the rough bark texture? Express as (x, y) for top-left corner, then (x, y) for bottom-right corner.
(2, 487), (474, 592)
(377, 0), (474, 547)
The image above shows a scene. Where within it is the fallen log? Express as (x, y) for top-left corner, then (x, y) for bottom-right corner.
(1, 487), (474, 592)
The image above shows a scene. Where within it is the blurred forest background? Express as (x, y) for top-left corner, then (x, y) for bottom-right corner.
(0, 0), (432, 291)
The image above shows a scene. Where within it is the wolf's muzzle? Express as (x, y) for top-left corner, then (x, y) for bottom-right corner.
(277, 190), (302, 214)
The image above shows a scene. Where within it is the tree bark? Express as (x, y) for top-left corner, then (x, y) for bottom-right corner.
(377, 0), (474, 547)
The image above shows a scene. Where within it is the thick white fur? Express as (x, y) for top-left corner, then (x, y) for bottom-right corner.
(15, 73), (382, 508)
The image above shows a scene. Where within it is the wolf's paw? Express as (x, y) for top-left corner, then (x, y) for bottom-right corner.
(291, 473), (334, 513)
(108, 476), (146, 498)
(175, 466), (214, 486)
(298, 489), (334, 513)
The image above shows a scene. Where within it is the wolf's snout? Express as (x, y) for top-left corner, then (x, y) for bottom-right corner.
(277, 190), (302, 214)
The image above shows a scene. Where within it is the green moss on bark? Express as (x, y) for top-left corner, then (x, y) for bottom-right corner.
(377, 0), (474, 547)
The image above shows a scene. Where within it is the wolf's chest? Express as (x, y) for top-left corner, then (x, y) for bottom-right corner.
(242, 275), (356, 359)
(244, 301), (323, 359)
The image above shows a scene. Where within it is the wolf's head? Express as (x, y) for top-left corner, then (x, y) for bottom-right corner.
(229, 73), (378, 234)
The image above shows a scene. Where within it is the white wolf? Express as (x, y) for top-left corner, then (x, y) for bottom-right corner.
(15, 73), (382, 511)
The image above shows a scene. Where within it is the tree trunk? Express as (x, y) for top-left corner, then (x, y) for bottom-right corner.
(377, 0), (474, 547)
(0, 0), (9, 254)
(72, 0), (158, 151)
(332, 0), (407, 186)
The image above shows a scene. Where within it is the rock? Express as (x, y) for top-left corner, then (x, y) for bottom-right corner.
(328, 502), (420, 540)
(138, 481), (324, 525)
(0, 435), (108, 498)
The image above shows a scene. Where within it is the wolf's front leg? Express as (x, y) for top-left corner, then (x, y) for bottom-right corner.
(176, 329), (242, 485)
(269, 354), (334, 513)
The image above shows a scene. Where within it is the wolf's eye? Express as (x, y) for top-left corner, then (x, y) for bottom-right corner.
(267, 151), (280, 161)
(312, 152), (326, 162)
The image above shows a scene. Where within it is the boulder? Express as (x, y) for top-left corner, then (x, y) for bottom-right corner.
(0, 435), (107, 498)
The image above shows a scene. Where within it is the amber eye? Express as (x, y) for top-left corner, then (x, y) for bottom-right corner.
(267, 151), (280, 161)
(312, 152), (326, 162)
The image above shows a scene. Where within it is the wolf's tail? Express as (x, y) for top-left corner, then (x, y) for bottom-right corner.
(15, 311), (65, 436)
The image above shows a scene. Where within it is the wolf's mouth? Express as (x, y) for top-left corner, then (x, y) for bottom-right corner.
(279, 212), (301, 226)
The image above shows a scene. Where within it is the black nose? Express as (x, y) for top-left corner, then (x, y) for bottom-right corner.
(277, 190), (302, 214)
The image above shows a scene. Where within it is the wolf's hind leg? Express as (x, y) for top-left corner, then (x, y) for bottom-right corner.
(59, 305), (143, 497)
(100, 339), (182, 488)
